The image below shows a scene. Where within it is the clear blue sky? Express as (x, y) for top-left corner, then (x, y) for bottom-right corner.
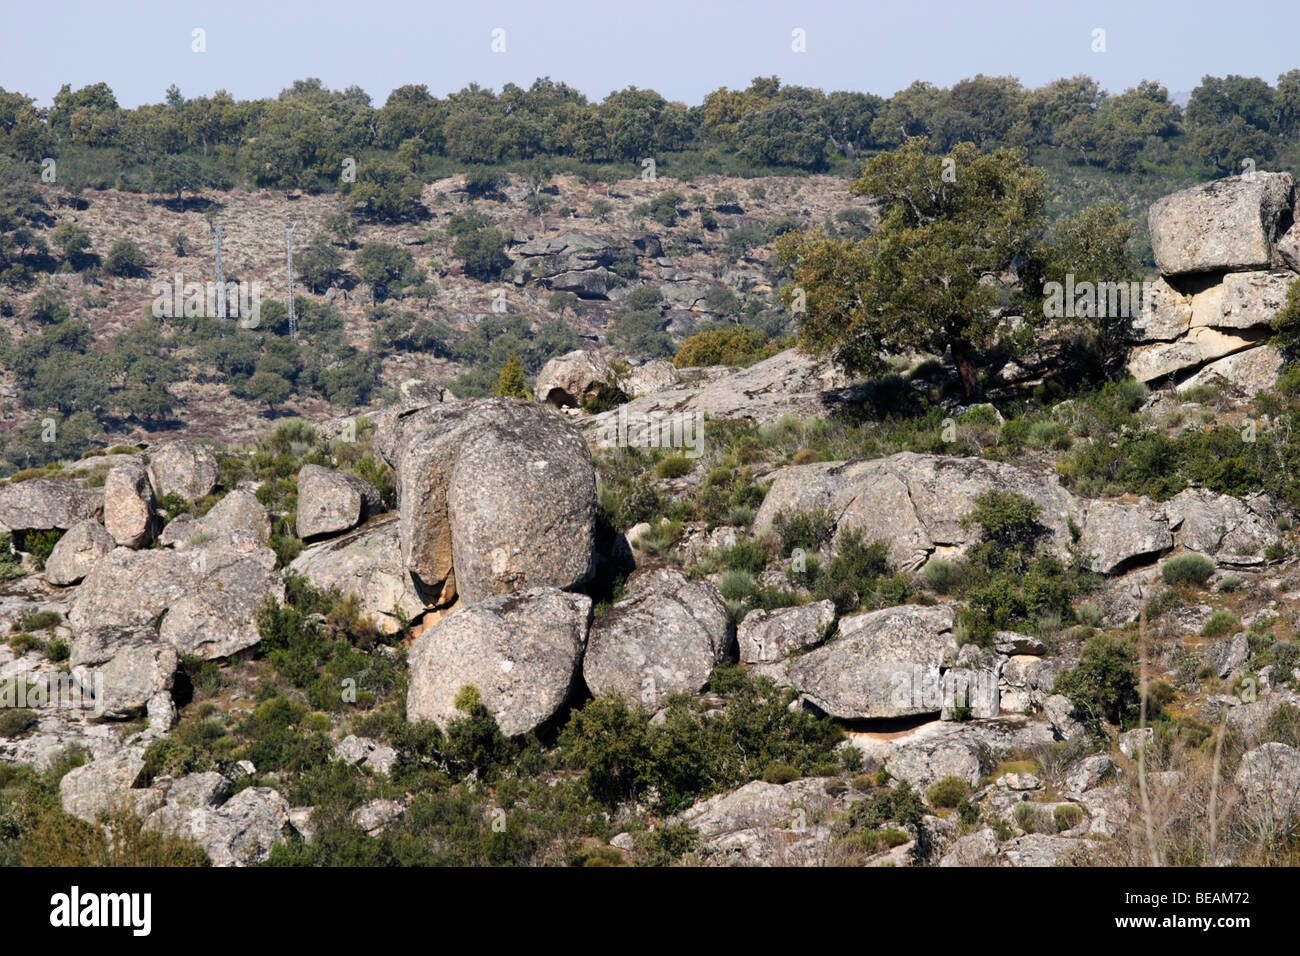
(2, 0), (1294, 108)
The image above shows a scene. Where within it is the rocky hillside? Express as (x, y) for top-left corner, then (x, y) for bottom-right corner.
(0, 172), (867, 459)
(3, 174), (1300, 869)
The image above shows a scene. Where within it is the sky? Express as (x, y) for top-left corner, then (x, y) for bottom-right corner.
(1, 0), (1295, 109)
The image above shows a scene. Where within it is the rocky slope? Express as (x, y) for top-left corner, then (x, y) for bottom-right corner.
(3, 174), (1300, 868)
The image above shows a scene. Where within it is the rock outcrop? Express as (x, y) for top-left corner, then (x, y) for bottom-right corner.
(583, 567), (731, 711)
(388, 399), (597, 606)
(295, 464), (381, 540)
(533, 350), (622, 408)
(753, 451), (1278, 573)
(737, 600), (835, 664)
(69, 624), (178, 720)
(103, 458), (157, 548)
(148, 439), (219, 501)
(583, 348), (854, 441)
(406, 587), (591, 737)
(69, 543), (283, 660)
(287, 514), (424, 633)
(0, 477), (101, 533)
(1129, 172), (1298, 388)
(672, 778), (839, 867)
(146, 785), (291, 867)
(1148, 172), (1295, 276)
(44, 518), (114, 586)
(788, 604), (956, 719)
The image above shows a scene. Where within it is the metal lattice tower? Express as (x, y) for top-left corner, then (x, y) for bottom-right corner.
(212, 226), (225, 319)
(285, 222), (298, 342)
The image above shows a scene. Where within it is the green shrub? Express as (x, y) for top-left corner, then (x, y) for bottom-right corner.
(761, 762), (800, 784)
(837, 782), (925, 835)
(8, 633), (43, 654)
(104, 238), (147, 276)
(635, 822), (699, 866)
(718, 570), (758, 601)
(1161, 553), (1215, 588)
(922, 558), (963, 594)
(0, 708), (38, 737)
(1218, 574), (1243, 593)
(14, 529), (62, 570)
(43, 637), (70, 662)
(925, 775), (969, 809)
(772, 508), (835, 555)
(654, 455), (692, 479)
(1053, 633), (1138, 726)
(0, 534), (23, 582)
(1053, 803), (1084, 832)
(1014, 802), (1053, 834)
(723, 539), (769, 575)
(673, 327), (778, 369)
(19, 610), (61, 632)
(561, 669), (843, 814)
(813, 531), (898, 614)
(1200, 610), (1239, 639)
(964, 490), (1043, 549)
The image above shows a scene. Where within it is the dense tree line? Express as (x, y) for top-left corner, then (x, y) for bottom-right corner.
(1, 71), (1297, 196)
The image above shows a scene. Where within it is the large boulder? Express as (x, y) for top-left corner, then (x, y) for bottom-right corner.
(1234, 743), (1300, 836)
(183, 488), (271, 549)
(1217, 270), (1296, 329)
(295, 464), (381, 540)
(287, 515), (424, 633)
(396, 399), (597, 606)
(406, 587), (591, 737)
(1174, 345), (1284, 396)
(938, 828), (1000, 866)
(1128, 276), (1192, 341)
(332, 735), (397, 775)
(622, 359), (680, 397)
(788, 604), (957, 719)
(738, 600), (835, 664)
(69, 546), (283, 660)
(59, 747), (154, 824)
(583, 349), (852, 440)
(147, 439), (219, 501)
(513, 231), (619, 277)
(102, 458), (157, 548)
(533, 350), (621, 408)
(145, 786), (290, 867)
(583, 567), (731, 711)
(1128, 327), (1263, 383)
(886, 734), (991, 790)
(1166, 488), (1280, 564)
(0, 477), (100, 533)
(44, 519), (114, 586)
(69, 625), (177, 720)
(1148, 172), (1295, 276)
(1076, 499), (1172, 574)
(159, 551), (284, 659)
(549, 269), (609, 299)
(671, 778), (838, 867)
(753, 453), (1082, 572)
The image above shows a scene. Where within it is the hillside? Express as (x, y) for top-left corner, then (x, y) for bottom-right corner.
(0, 172), (871, 463)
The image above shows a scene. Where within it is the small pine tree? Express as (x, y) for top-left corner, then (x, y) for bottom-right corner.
(495, 352), (530, 399)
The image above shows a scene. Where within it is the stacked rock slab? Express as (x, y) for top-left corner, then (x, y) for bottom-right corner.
(1128, 172), (1298, 390)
